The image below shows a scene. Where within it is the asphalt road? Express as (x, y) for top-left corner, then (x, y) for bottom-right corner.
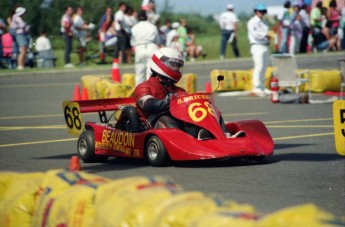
(0, 52), (344, 216)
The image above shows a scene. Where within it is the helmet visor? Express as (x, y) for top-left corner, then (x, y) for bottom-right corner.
(160, 55), (184, 73)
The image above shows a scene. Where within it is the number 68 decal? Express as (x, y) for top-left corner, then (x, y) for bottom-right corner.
(188, 101), (216, 122)
(62, 101), (84, 135)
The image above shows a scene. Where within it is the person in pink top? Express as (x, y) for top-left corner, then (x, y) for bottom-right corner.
(327, 0), (341, 49)
(327, 0), (340, 35)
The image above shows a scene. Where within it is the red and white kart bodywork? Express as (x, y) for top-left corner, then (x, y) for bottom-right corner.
(63, 93), (274, 166)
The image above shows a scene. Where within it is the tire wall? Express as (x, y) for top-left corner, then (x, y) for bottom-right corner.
(210, 68), (342, 93)
(0, 169), (343, 227)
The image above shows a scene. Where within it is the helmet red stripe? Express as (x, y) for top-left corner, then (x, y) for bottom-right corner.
(152, 54), (181, 81)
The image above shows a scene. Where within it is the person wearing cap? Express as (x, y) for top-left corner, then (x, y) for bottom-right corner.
(13, 7), (30, 70)
(219, 3), (240, 59)
(247, 4), (271, 97)
(130, 10), (160, 85)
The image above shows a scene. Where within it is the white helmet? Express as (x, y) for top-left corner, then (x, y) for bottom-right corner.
(150, 47), (184, 83)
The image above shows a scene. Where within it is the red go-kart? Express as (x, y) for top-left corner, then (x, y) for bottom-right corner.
(62, 87), (274, 167)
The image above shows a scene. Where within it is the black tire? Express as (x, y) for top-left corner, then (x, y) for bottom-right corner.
(78, 130), (108, 163)
(145, 135), (170, 167)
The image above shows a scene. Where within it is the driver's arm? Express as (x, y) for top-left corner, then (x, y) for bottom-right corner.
(137, 95), (170, 114)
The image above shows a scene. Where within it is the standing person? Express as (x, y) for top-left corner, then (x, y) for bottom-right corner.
(114, 2), (127, 64)
(159, 19), (172, 46)
(247, 4), (271, 97)
(310, 1), (323, 33)
(73, 6), (95, 66)
(289, 2), (303, 55)
(61, 6), (74, 68)
(327, 0), (341, 49)
(278, 1), (291, 53)
(0, 16), (6, 68)
(8, 7), (19, 66)
(177, 18), (187, 58)
(146, 0), (160, 25)
(341, 7), (345, 50)
(98, 7), (113, 31)
(130, 10), (160, 85)
(123, 6), (138, 64)
(219, 4), (240, 59)
(165, 22), (179, 47)
(299, 3), (311, 53)
(13, 7), (30, 70)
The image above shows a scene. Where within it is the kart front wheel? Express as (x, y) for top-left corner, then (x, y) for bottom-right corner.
(146, 135), (170, 167)
(78, 130), (108, 163)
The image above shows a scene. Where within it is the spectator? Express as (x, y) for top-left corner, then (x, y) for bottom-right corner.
(170, 35), (181, 53)
(327, 0), (341, 49)
(247, 4), (271, 97)
(8, 6), (19, 66)
(123, 6), (137, 64)
(289, 2), (303, 55)
(299, 3), (311, 53)
(73, 6), (95, 66)
(146, 0), (160, 24)
(61, 6), (74, 68)
(278, 1), (291, 53)
(35, 30), (56, 68)
(310, 1), (323, 32)
(98, 7), (113, 31)
(341, 7), (345, 49)
(218, 4), (240, 59)
(99, 13), (116, 63)
(177, 18), (187, 57)
(0, 16), (6, 68)
(114, 2), (128, 64)
(2, 31), (15, 68)
(130, 10), (160, 85)
(312, 22), (337, 52)
(186, 27), (203, 62)
(166, 22), (179, 47)
(13, 7), (30, 70)
(159, 19), (172, 46)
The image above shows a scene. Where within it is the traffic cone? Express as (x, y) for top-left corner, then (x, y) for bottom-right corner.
(69, 155), (81, 171)
(73, 84), (81, 101)
(81, 87), (89, 100)
(205, 82), (212, 93)
(112, 58), (121, 82)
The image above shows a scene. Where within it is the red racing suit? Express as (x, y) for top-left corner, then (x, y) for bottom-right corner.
(134, 76), (187, 117)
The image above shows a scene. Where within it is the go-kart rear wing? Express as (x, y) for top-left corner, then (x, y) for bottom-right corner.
(62, 98), (136, 135)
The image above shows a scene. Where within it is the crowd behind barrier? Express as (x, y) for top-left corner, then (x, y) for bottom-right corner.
(0, 0), (344, 71)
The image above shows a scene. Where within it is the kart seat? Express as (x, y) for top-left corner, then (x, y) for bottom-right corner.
(115, 106), (141, 133)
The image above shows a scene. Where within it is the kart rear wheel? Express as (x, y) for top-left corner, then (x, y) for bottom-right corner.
(146, 135), (170, 167)
(78, 130), (108, 163)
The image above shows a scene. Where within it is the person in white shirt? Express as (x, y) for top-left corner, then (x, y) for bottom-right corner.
(131, 10), (160, 85)
(35, 31), (51, 52)
(219, 4), (240, 59)
(73, 7), (95, 65)
(35, 30), (56, 68)
(114, 2), (127, 64)
(165, 22), (179, 47)
(247, 4), (271, 97)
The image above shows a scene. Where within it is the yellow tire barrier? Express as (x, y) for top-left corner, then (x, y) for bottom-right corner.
(177, 73), (198, 93)
(1, 169), (344, 227)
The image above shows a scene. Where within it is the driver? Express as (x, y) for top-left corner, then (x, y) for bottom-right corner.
(134, 47), (186, 129)
(134, 47), (244, 138)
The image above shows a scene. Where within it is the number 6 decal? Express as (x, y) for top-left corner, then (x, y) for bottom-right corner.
(188, 102), (215, 122)
(62, 101), (84, 135)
